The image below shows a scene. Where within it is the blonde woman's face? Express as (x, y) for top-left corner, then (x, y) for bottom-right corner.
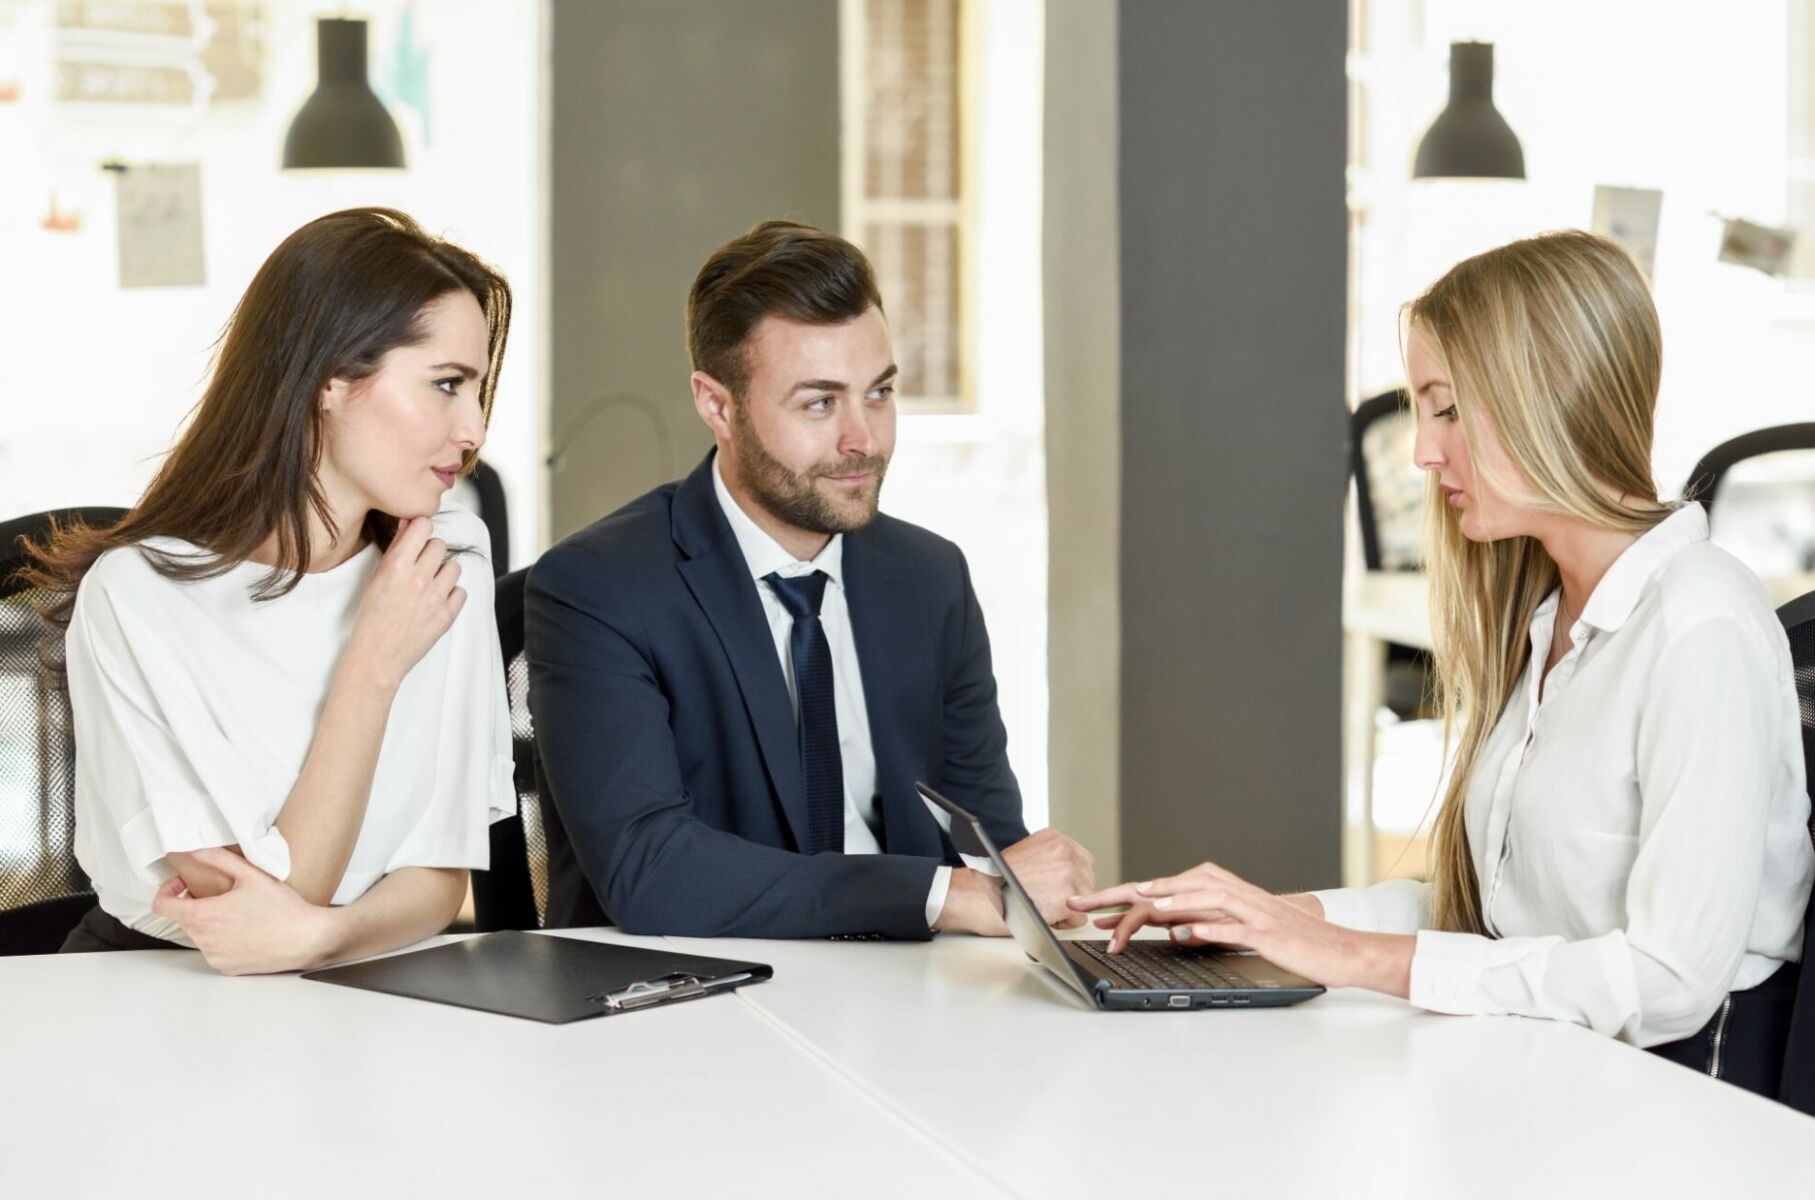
(1407, 327), (1538, 542)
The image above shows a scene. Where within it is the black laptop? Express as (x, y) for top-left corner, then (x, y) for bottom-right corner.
(917, 783), (1324, 1010)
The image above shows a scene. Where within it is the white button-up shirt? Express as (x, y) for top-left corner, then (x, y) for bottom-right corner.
(1317, 504), (1812, 1047)
(713, 458), (952, 927)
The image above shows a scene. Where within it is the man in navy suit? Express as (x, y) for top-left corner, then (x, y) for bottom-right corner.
(527, 220), (1094, 939)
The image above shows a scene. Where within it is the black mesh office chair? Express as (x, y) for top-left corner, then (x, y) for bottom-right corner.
(467, 459), (510, 577)
(1351, 388), (1424, 573)
(469, 566), (548, 930)
(1351, 388), (1431, 717)
(0, 507), (127, 955)
(1777, 589), (1815, 1116)
(1684, 423), (1815, 519)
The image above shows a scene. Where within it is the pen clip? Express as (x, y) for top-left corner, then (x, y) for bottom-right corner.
(594, 973), (706, 1012)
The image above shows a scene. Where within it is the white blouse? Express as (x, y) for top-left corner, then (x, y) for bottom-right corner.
(1316, 504), (1813, 1048)
(66, 501), (516, 945)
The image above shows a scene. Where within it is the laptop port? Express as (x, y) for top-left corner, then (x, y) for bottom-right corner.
(1231, 996), (1251, 1005)
(1168, 995), (1190, 1008)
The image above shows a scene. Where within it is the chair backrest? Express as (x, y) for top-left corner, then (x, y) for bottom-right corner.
(1685, 425), (1815, 584)
(1685, 423), (1815, 519)
(469, 460), (510, 576)
(469, 566), (548, 930)
(0, 507), (127, 954)
(1350, 388), (1424, 572)
(1777, 588), (1815, 1115)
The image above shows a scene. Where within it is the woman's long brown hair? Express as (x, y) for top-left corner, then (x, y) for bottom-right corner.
(17, 207), (511, 625)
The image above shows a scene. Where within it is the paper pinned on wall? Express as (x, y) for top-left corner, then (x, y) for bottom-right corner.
(1717, 217), (1797, 277)
(115, 163), (205, 288)
(1591, 185), (1664, 280)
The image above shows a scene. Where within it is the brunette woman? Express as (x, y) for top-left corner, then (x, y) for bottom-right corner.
(23, 208), (516, 973)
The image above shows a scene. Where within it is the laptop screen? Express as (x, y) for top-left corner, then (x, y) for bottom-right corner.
(916, 783), (1099, 1002)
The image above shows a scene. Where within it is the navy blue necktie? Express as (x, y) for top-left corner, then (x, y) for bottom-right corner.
(765, 570), (845, 855)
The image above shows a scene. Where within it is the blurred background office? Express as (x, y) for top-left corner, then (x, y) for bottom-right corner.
(3, 0), (1812, 922)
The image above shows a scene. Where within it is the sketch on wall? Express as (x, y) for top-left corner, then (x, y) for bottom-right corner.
(1590, 185), (1663, 280)
(114, 162), (205, 287)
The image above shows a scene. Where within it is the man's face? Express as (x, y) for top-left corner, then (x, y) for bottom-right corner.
(723, 306), (898, 537)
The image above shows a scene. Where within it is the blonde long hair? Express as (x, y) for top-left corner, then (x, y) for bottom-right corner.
(1409, 231), (1669, 933)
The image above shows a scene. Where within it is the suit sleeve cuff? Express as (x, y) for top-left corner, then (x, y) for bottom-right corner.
(925, 865), (954, 929)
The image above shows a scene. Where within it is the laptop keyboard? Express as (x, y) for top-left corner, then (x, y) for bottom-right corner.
(1073, 940), (1262, 991)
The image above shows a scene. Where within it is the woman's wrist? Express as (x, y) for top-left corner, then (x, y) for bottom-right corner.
(1357, 932), (1416, 999)
(333, 646), (405, 701)
(1280, 892), (1324, 918)
(297, 903), (349, 971)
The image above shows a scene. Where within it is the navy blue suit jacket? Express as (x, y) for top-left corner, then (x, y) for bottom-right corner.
(526, 452), (1029, 939)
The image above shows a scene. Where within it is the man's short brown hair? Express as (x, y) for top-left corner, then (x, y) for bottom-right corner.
(686, 220), (884, 398)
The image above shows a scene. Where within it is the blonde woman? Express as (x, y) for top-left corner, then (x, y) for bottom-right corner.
(1071, 231), (1812, 1098)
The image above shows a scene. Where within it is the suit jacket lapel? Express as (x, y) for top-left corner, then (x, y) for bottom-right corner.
(672, 455), (809, 849)
(843, 530), (941, 858)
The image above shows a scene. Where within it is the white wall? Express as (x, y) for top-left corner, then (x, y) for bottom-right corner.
(0, 0), (546, 568)
(878, 0), (1049, 826)
(1353, 0), (1811, 494)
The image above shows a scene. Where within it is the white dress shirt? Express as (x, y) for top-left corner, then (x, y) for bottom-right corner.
(713, 459), (953, 927)
(65, 501), (517, 945)
(1315, 504), (1813, 1047)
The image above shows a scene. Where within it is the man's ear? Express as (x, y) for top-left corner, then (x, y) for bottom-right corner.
(691, 370), (735, 438)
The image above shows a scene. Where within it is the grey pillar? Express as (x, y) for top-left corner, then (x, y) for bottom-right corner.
(1113, 3), (1347, 889)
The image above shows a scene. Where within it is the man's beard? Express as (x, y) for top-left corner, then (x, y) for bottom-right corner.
(730, 402), (889, 536)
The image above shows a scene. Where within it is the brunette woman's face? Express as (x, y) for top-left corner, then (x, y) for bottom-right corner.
(318, 290), (489, 523)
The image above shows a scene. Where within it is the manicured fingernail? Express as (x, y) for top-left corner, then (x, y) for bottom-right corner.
(1172, 926), (1191, 941)
(1135, 881), (1153, 894)
(1153, 897), (1173, 910)
(1195, 925), (1212, 939)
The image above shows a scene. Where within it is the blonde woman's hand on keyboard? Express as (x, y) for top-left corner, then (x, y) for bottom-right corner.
(1068, 862), (1415, 997)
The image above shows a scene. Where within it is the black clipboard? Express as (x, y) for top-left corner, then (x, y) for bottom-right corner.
(302, 931), (772, 1024)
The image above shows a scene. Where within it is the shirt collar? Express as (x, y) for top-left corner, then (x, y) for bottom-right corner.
(1574, 502), (1708, 633)
(712, 453), (845, 587)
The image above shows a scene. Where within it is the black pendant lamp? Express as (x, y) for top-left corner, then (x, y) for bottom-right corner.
(283, 18), (405, 170)
(1413, 42), (1524, 180)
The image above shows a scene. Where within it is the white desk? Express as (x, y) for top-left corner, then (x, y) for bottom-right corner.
(8, 931), (1813, 1198)
(0, 932), (988, 1199)
(674, 930), (1815, 1198)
